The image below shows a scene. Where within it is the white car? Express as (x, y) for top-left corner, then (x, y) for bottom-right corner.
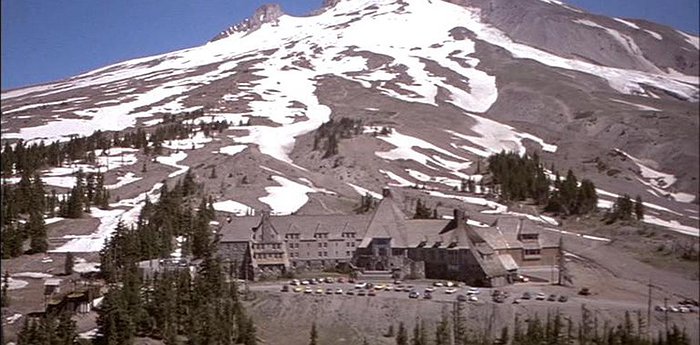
(445, 288), (458, 294)
(425, 287), (436, 293)
(301, 280), (310, 285)
(355, 282), (368, 289)
(468, 295), (478, 302)
(384, 285), (394, 291)
(669, 306), (680, 313)
(466, 287), (480, 295)
(433, 282), (444, 287)
(290, 279), (301, 286)
(679, 306), (690, 313)
(445, 281), (454, 287)
(535, 293), (546, 300)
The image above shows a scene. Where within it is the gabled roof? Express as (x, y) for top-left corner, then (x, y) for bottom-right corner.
(360, 190), (409, 247)
(254, 211), (282, 243)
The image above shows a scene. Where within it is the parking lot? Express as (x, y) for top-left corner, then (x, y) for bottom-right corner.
(248, 277), (580, 306)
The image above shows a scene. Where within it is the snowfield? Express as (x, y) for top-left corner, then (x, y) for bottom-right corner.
(51, 183), (164, 253)
(259, 176), (319, 215)
(156, 151), (189, 178)
(213, 200), (255, 216)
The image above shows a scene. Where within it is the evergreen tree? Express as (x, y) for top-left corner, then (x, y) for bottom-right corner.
(28, 210), (48, 253)
(411, 319), (427, 345)
(55, 311), (78, 345)
(634, 195), (645, 221)
(309, 322), (318, 345)
(396, 321), (408, 345)
(2, 271), (10, 307)
(64, 252), (74, 275)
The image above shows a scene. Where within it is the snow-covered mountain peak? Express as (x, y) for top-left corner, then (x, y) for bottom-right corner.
(210, 3), (286, 42)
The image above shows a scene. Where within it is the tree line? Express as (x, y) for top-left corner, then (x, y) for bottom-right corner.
(0, 108), (224, 178)
(487, 152), (597, 217)
(313, 117), (364, 159)
(378, 303), (690, 345)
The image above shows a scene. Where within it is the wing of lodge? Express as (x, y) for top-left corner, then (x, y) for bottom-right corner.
(216, 188), (560, 287)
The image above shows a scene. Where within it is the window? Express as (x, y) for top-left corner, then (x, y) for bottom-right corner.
(318, 243), (322, 248)
(524, 249), (541, 256)
(318, 251), (322, 257)
(346, 251), (350, 256)
(323, 251), (327, 257)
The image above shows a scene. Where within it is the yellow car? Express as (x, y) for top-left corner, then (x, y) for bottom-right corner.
(374, 284), (385, 290)
(315, 288), (324, 294)
(293, 287), (303, 293)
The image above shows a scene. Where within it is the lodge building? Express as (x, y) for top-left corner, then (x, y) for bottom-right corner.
(217, 188), (560, 286)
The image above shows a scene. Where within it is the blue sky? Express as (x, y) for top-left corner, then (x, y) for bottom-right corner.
(1, 0), (698, 91)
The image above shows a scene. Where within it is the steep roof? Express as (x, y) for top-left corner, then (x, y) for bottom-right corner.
(254, 211), (282, 243)
(360, 190), (410, 247)
(219, 213), (371, 243)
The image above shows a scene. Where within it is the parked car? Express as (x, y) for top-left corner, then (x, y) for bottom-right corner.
(466, 287), (480, 295)
(346, 290), (355, 296)
(368, 290), (377, 297)
(304, 288), (313, 294)
(290, 279), (300, 286)
(315, 288), (324, 294)
(374, 284), (386, 290)
(445, 288), (458, 294)
(535, 293), (546, 300)
(668, 306), (680, 313)
(655, 305), (667, 312)
(547, 294), (557, 302)
(366, 283), (375, 290)
(425, 287), (436, 293)
(457, 294), (468, 302)
(433, 282), (445, 287)
(522, 292), (532, 300)
(348, 278), (356, 284)
(578, 287), (591, 296)
(423, 292), (433, 300)
(445, 281), (454, 287)
(394, 279), (403, 285)
(324, 277), (334, 283)
(281, 285), (290, 292)
(384, 285), (394, 291)
(310, 279), (318, 285)
(558, 295), (568, 303)
(358, 290), (367, 296)
(512, 298), (521, 304)
(301, 280), (310, 285)
(293, 287), (303, 293)
(337, 277), (345, 283)
(355, 282), (368, 289)
(409, 291), (420, 299)
(468, 295), (478, 302)
(493, 295), (505, 303)
(325, 288), (334, 295)
(679, 306), (690, 313)
(335, 288), (344, 294)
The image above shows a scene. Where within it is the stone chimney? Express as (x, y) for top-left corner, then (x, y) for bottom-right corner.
(382, 187), (392, 198)
(453, 209), (467, 221)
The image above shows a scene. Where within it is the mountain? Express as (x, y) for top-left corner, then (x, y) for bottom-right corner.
(1, 0), (698, 238)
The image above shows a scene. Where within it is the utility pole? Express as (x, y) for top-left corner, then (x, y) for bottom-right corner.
(664, 297), (669, 337)
(647, 279), (652, 340)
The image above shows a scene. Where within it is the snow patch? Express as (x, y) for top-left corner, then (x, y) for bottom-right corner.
(156, 151), (189, 178)
(12, 272), (53, 279)
(347, 183), (384, 199)
(259, 176), (316, 215)
(213, 200), (255, 216)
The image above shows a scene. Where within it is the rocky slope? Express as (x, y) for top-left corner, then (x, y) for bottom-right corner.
(1, 0), (698, 244)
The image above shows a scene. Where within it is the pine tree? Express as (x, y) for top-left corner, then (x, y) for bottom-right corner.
(28, 210), (48, 253)
(55, 311), (78, 345)
(309, 322), (318, 345)
(2, 271), (10, 307)
(396, 321), (408, 345)
(634, 195), (645, 221)
(64, 252), (74, 275)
